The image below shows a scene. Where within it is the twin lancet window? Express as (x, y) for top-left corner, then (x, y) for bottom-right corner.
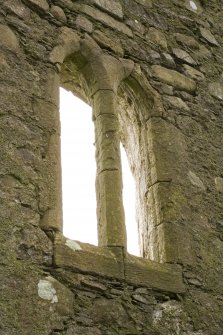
(60, 88), (139, 256)
(49, 33), (165, 262)
(47, 32), (185, 291)
(46, 32), (189, 285)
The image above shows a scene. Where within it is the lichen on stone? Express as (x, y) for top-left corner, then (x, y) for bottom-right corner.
(37, 277), (58, 303)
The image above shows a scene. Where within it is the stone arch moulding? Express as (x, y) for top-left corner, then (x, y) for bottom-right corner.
(42, 27), (185, 294)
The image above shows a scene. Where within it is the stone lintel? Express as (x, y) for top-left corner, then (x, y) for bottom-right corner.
(54, 236), (185, 294)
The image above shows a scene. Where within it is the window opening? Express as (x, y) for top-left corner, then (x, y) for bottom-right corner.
(60, 88), (97, 245)
(60, 88), (139, 255)
(120, 144), (139, 256)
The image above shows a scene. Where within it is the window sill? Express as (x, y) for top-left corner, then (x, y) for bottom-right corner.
(54, 234), (185, 294)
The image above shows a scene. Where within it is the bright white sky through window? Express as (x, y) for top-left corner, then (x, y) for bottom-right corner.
(60, 88), (139, 256)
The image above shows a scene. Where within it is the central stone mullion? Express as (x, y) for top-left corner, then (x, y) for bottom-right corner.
(93, 90), (127, 248)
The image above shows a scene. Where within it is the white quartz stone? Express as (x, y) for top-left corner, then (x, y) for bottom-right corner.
(189, 1), (197, 10)
(65, 239), (82, 251)
(38, 278), (58, 303)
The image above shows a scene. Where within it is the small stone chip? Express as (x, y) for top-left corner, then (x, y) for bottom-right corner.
(132, 294), (150, 305)
(163, 96), (190, 111)
(200, 27), (219, 46)
(76, 15), (93, 33)
(81, 279), (107, 291)
(26, 0), (49, 11)
(110, 288), (123, 295)
(208, 82), (223, 100)
(0, 54), (9, 68)
(186, 0), (202, 13)
(50, 6), (67, 23)
(188, 171), (206, 191)
(161, 53), (176, 68)
(65, 239), (82, 251)
(134, 287), (148, 294)
(215, 177), (223, 193)
(172, 48), (197, 66)
(183, 65), (205, 81)
(189, 1), (197, 11)
(187, 278), (202, 286)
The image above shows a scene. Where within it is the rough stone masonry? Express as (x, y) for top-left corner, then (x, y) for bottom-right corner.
(0, 0), (223, 334)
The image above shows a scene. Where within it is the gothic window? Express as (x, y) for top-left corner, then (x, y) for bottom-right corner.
(42, 30), (185, 293)
(47, 31), (187, 269)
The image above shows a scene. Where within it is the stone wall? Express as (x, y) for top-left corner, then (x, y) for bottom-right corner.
(0, 0), (223, 334)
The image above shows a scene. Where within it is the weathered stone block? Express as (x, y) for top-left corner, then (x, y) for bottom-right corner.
(3, 0), (31, 19)
(146, 27), (167, 50)
(95, 114), (120, 170)
(152, 65), (196, 93)
(200, 27), (219, 46)
(90, 0), (123, 19)
(54, 235), (125, 278)
(145, 182), (188, 233)
(163, 95), (190, 111)
(96, 170), (126, 247)
(50, 5), (67, 23)
(0, 53), (9, 69)
(172, 48), (197, 65)
(75, 15), (93, 33)
(0, 24), (19, 51)
(215, 177), (223, 193)
(147, 118), (188, 184)
(16, 226), (53, 265)
(37, 276), (74, 316)
(196, 44), (212, 60)
(125, 254), (185, 293)
(92, 30), (124, 56)
(188, 171), (206, 191)
(25, 0), (49, 11)
(76, 4), (133, 37)
(149, 221), (193, 264)
(208, 82), (223, 100)
(49, 27), (80, 64)
(93, 90), (116, 117)
(174, 33), (200, 50)
(160, 52), (176, 68)
(182, 64), (205, 81)
(80, 39), (133, 95)
(126, 18), (146, 35)
(134, 0), (153, 9)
